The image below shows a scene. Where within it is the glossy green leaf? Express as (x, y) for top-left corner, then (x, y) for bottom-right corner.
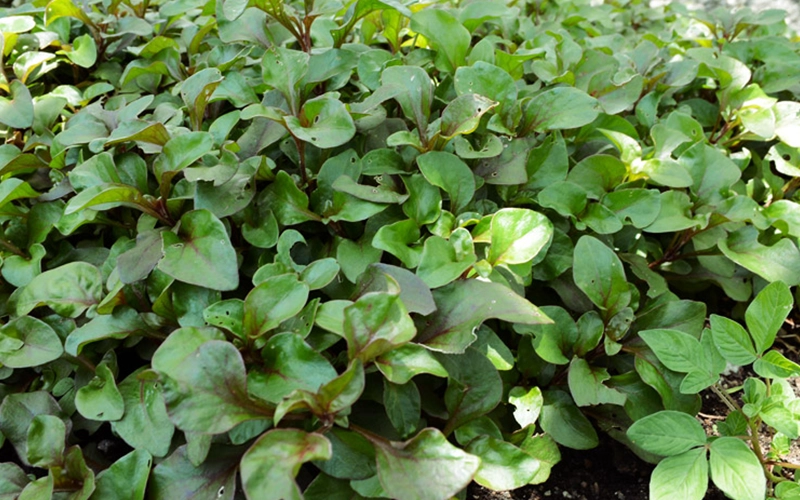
(522, 87), (601, 132)
(361, 263), (437, 315)
(639, 329), (707, 375)
(157, 209), (239, 291)
(710, 314), (757, 366)
(0, 316), (63, 368)
(416, 279), (551, 353)
(112, 369), (175, 458)
(410, 9), (470, 73)
(90, 449), (152, 500)
(678, 142), (741, 205)
(65, 33), (97, 68)
(417, 151), (475, 214)
(568, 357), (626, 407)
(373, 427), (480, 500)
(262, 170), (320, 225)
(372, 219), (421, 268)
(26, 415), (65, 468)
(153, 132), (214, 178)
(648, 447), (708, 500)
(75, 361), (124, 421)
(240, 429), (331, 500)
(441, 93), (497, 139)
(261, 47), (309, 114)
(467, 436), (540, 491)
(454, 62), (517, 115)
(572, 236), (631, 319)
(383, 379), (421, 438)
(416, 232), (476, 288)
(0, 80), (34, 129)
(719, 226), (800, 286)
(148, 445), (240, 500)
(745, 280), (792, 354)
(0, 463), (29, 499)
(374, 343), (448, 384)
(488, 208), (553, 266)
(381, 65), (433, 132)
(243, 274), (309, 338)
(627, 411), (706, 457)
(343, 291), (416, 362)
(181, 68), (223, 131)
(285, 98), (356, 149)
(709, 437), (765, 500)
(539, 390), (598, 450)
(753, 350), (800, 378)
(14, 261), (103, 318)
(508, 386), (543, 429)
(436, 347), (503, 435)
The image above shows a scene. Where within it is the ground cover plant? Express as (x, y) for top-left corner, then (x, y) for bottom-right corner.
(1, 0), (800, 498)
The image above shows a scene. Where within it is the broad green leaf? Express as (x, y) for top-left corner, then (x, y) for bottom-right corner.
(709, 437), (765, 500)
(436, 347), (503, 435)
(45, 0), (96, 28)
(148, 445), (241, 500)
(240, 429), (331, 500)
(416, 279), (551, 353)
(0, 316), (63, 368)
(285, 98), (356, 149)
(381, 66), (433, 132)
(519, 434), (561, 485)
(644, 190), (704, 233)
(90, 449), (152, 500)
(153, 132), (214, 178)
(312, 428), (376, 481)
(410, 9), (470, 73)
(639, 329), (707, 375)
(14, 261), (103, 318)
(441, 93), (497, 139)
(475, 136), (533, 185)
(508, 386), (543, 429)
(112, 369), (175, 458)
(745, 281), (792, 354)
(0, 179), (39, 208)
(243, 274), (309, 338)
(719, 226), (800, 286)
(539, 390), (598, 450)
(649, 447), (708, 500)
(248, 333), (337, 404)
(262, 171), (320, 225)
(627, 411), (706, 457)
(753, 350), (800, 378)
(361, 263), (437, 315)
(152, 330), (269, 434)
(572, 236), (631, 319)
(416, 232), (476, 289)
(374, 343), (448, 384)
(0, 392), (63, 467)
(0, 463), (29, 499)
(157, 209), (239, 291)
(64, 183), (152, 215)
(454, 62), (517, 115)
(567, 357), (626, 407)
(26, 415), (65, 468)
(537, 181), (588, 218)
(678, 142), (741, 205)
(521, 87), (601, 132)
(602, 189), (661, 228)
(181, 68), (223, 131)
(261, 47), (309, 114)
(466, 436), (540, 491)
(775, 101), (800, 147)
(710, 315), (757, 366)
(488, 208), (553, 266)
(75, 361), (124, 421)
(0, 80), (34, 129)
(0, 16), (35, 33)
(417, 151), (475, 214)
(65, 307), (148, 356)
(402, 174), (442, 225)
(383, 379), (421, 438)
(634, 158), (694, 188)
(373, 428), (480, 500)
(566, 155), (626, 199)
(64, 34), (97, 68)
(372, 219), (421, 268)
(343, 291), (416, 362)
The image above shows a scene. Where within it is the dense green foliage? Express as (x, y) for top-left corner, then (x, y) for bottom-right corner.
(1, 0), (800, 498)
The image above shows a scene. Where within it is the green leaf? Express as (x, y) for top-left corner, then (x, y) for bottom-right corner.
(152, 329), (269, 434)
(157, 209), (239, 291)
(65, 307), (148, 356)
(312, 428), (376, 480)
(248, 333), (337, 404)
(710, 315), (757, 366)
(567, 357), (626, 407)
(262, 170), (320, 225)
(90, 449), (152, 500)
(627, 411), (706, 457)
(416, 151), (475, 214)
(441, 93), (497, 139)
(243, 274), (309, 338)
(343, 291), (416, 362)
(753, 350), (800, 378)
(285, 98), (356, 149)
(374, 343), (448, 384)
(719, 226), (800, 286)
(261, 47), (309, 114)
(521, 87), (601, 132)
(64, 183), (152, 215)
(488, 208), (553, 266)
(539, 390), (598, 450)
(0, 316), (63, 368)
(678, 142), (741, 205)
(639, 329), (707, 375)
(567, 155), (626, 199)
(240, 429), (331, 500)
(65, 33), (97, 68)
(112, 369), (175, 458)
(508, 386), (543, 429)
(648, 447), (708, 500)
(180, 68), (223, 131)
(537, 181), (588, 218)
(148, 445), (240, 500)
(14, 261), (103, 318)
(709, 437), (765, 500)
(0, 80), (34, 129)
(381, 66), (433, 132)
(466, 436), (540, 490)
(644, 190), (704, 233)
(745, 281), (792, 354)
(454, 62), (517, 116)
(436, 347), (503, 435)
(475, 136), (533, 185)
(0, 463), (29, 499)
(373, 428), (480, 500)
(572, 236), (631, 319)
(416, 279), (551, 353)
(153, 132), (214, 178)
(416, 231), (476, 289)
(0, 392), (63, 467)
(372, 219), (421, 268)
(602, 189), (661, 228)
(383, 379), (421, 438)
(75, 361), (125, 421)
(362, 263), (437, 315)
(26, 415), (65, 468)
(410, 9), (470, 73)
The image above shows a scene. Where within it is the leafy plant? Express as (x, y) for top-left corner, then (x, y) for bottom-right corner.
(0, 0), (799, 499)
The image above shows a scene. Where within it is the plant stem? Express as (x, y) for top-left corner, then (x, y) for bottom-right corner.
(0, 237), (26, 257)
